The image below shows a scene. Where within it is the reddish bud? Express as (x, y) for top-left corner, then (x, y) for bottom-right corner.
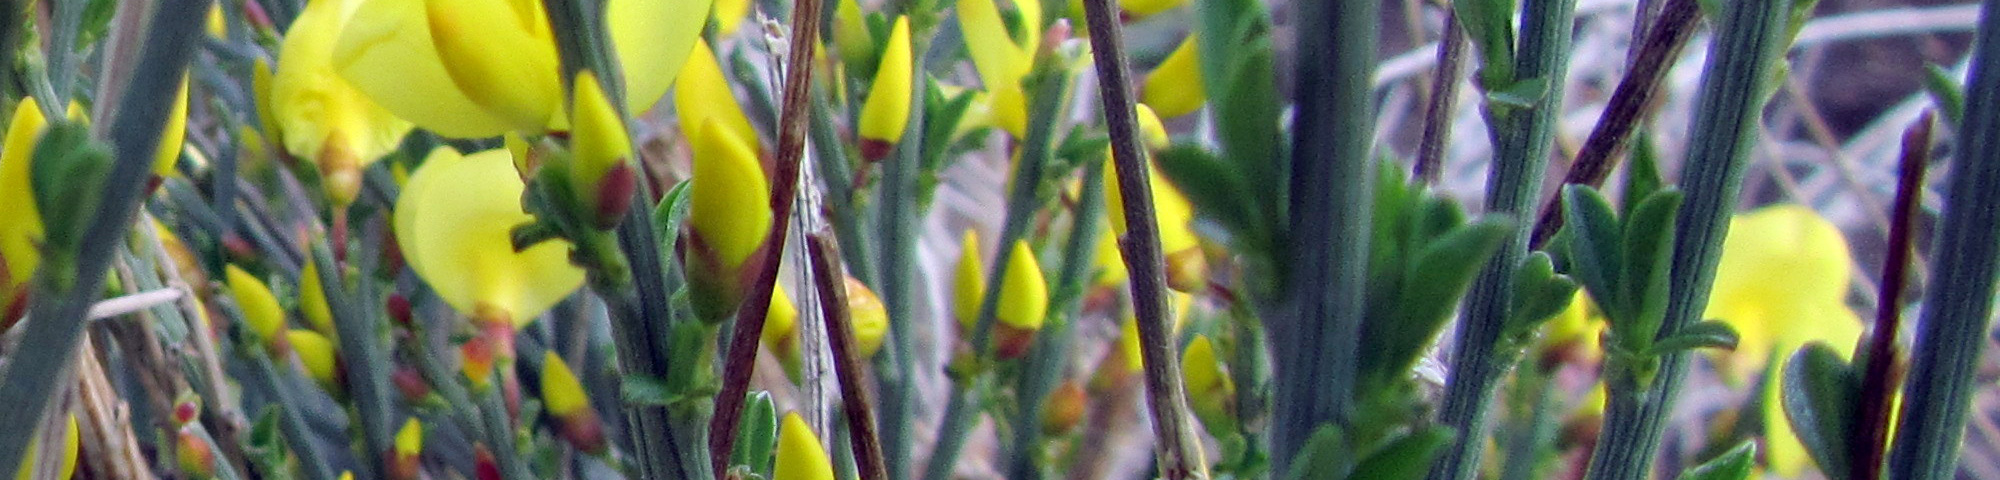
(995, 323), (1038, 360)
(173, 395), (202, 426)
(1041, 381), (1088, 435)
(556, 410), (609, 455)
(593, 163), (636, 229)
(392, 367), (431, 402)
(176, 427), (215, 479)
(474, 445), (501, 480)
(221, 234), (256, 262)
(386, 294), (413, 329)
(859, 138), (893, 162)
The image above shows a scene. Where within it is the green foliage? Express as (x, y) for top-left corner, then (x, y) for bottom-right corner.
(1782, 342), (1862, 479)
(1677, 441), (1757, 480)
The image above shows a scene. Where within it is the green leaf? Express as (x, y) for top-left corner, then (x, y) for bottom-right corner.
(1782, 342), (1861, 479)
(731, 391), (779, 477)
(1348, 428), (1453, 480)
(1619, 189), (1683, 345)
(1368, 218), (1512, 380)
(1288, 425), (1354, 480)
(923, 79), (979, 173)
(1506, 251), (1580, 334)
(1676, 440), (1757, 480)
(621, 375), (678, 407)
(1451, 0), (1518, 84)
(651, 180), (693, 253)
(1560, 186), (1623, 320)
(1155, 144), (1268, 250)
(1923, 64), (1966, 126)
(1620, 132), (1664, 218)
(1648, 319), (1740, 355)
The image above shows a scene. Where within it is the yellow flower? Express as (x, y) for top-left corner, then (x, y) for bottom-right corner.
(774, 413), (835, 480)
(224, 265), (285, 343)
(1, 99), (51, 311)
(1141, 36), (1204, 118)
(684, 117), (772, 321)
(764, 283), (800, 355)
(394, 147), (585, 326)
(569, 71), (637, 228)
(153, 76), (191, 179)
(957, 0), (1042, 137)
(274, 0), (413, 205)
(389, 418), (423, 479)
(1101, 139), (1204, 291)
(845, 276), (889, 358)
(675, 39), (758, 155)
(954, 230), (986, 326)
(1703, 205), (1862, 478)
(333, 0), (710, 138)
(858, 16), (913, 160)
(1113, 291), (1194, 371)
(288, 329), (341, 391)
(540, 352), (591, 418)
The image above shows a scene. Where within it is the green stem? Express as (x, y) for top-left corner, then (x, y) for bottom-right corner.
(313, 243), (395, 479)
(243, 348), (337, 480)
(0, 0), (206, 472)
(1889, 0), (2000, 475)
(1004, 162), (1105, 480)
(1429, 0), (1576, 475)
(871, 37), (928, 480)
(1582, 0), (1790, 475)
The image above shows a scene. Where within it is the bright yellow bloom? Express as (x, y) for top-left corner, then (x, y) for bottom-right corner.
(394, 147), (585, 326)
(225, 265), (285, 342)
(774, 413), (836, 480)
(846, 276), (889, 358)
(675, 39), (758, 154)
(954, 230), (986, 325)
(1, 99), (51, 306)
(334, 0), (710, 138)
(153, 76), (191, 179)
(288, 329), (340, 390)
(394, 418), (424, 457)
(689, 118), (773, 271)
(858, 16), (913, 157)
(997, 240), (1049, 331)
(569, 71), (637, 227)
(300, 260), (335, 337)
(275, 0), (413, 205)
(1102, 144), (1204, 291)
(1142, 36), (1205, 118)
(714, 0), (752, 34)
(958, 0), (1042, 137)
(1704, 205), (1862, 478)
(764, 283), (800, 354)
(540, 352), (591, 418)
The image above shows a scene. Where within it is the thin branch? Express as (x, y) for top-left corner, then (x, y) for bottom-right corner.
(805, 234), (888, 480)
(1414, 13), (1465, 185)
(1854, 113), (1929, 480)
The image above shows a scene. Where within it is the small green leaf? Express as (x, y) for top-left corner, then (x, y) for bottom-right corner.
(1782, 342), (1861, 479)
(1369, 219), (1512, 380)
(1619, 189), (1683, 344)
(1348, 428), (1454, 480)
(1649, 319), (1740, 355)
(1620, 132), (1664, 218)
(1506, 252), (1580, 334)
(1155, 144), (1268, 249)
(1485, 78), (1551, 110)
(1676, 440), (1757, 480)
(731, 391), (779, 477)
(651, 180), (693, 253)
(620, 375), (678, 407)
(1560, 186), (1623, 320)
(1288, 425), (1354, 480)
(1923, 64), (1966, 126)
(1451, 0), (1518, 84)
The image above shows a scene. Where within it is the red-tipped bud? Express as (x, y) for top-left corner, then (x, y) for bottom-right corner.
(173, 393), (202, 426)
(392, 367), (431, 402)
(386, 294), (413, 329)
(474, 445), (501, 480)
(1042, 380), (1087, 435)
(592, 162), (636, 229)
(175, 427), (215, 479)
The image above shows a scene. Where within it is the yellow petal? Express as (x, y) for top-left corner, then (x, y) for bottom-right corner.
(56, 415), (75, 480)
(570, 71), (632, 190)
(424, 0), (562, 133)
(858, 17), (913, 144)
(689, 119), (773, 270)
(395, 147), (586, 325)
(152, 76), (191, 178)
(958, 0), (1029, 91)
(0, 99), (48, 295)
(540, 352), (592, 417)
(1183, 334), (1233, 427)
(275, 0), (412, 167)
(1103, 155), (1198, 253)
(997, 241), (1048, 330)
(288, 329), (340, 389)
(954, 230), (985, 326)
(225, 265), (285, 342)
(774, 413), (836, 480)
(394, 417), (424, 457)
(675, 39), (759, 152)
(608, 0), (712, 115)
(207, 4), (228, 38)
(845, 276), (889, 358)
(1135, 104), (1169, 150)
(1142, 36), (1205, 118)
(712, 0), (752, 34)
(764, 284), (799, 353)
(1703, 205), (1860, 380)
(334, 0), (517, 137)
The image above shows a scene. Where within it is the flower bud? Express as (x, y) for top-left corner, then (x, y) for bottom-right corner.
(995, 241), (1049, 358)
(569, 71), (637, 229)
(1182, 335), (1236, 432)
(176, 426), (216, 479)
(1141, 36), (1205, 118)
(474, 445), (501, 480)
(954, 230), (986, 328)
(764, 284), (800, 357)
(686, 118), (773, 322)
(845, 277), (890, 358)
(388, 418), (423, 480)
(833, 0), (875, 68)
(858, 17), (914, 161)
(1041, 380), (1087, 435)
(225, 265), (285, 345)
(288, 329), (342, 393)
(1102, 152), (1204, 293)
(392, 366), (432, 402)
(300, 260), (335, 337)
(1, 99), (50, 317)
(676, 39), (760, 158)
(541, 352), (608, 454)
(153, 76), (191, 181)
(775, 413), (836, 480)
(173, 393), (202, 426)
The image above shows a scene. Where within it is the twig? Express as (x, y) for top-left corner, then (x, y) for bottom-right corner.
(1413, 13), (1465, 185)
(709, 0), (826, 469)
(1078, 0), (1208, 476)
(1526, 0), (1701, 249)
(1854, 114), (1929, 480)
(84, 288), (185, 320)
(805, 234), (888, 480)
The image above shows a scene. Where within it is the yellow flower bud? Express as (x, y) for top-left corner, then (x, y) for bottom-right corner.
(1, 99), (51, 306)
(1134, 104), (1170, 149)
(395, 147), (586, 326)
(224, 265), (285, 343)
(300, 260), (335, 338)
(13, 414), (77, 480)
(765, 284), (800, 355)
(275, 0), (413, 205)
(153, 76), (190, 179)
(540, 352), (592, 419)
(689, 118), (773, 273)
(675, 39), (759, 155)
(997, 240), (1049, 331)
(1141, 36), (1205, 118)
(287, 329), (340, 391)
(207, 4), (228, 38)
(954, 230), (986, 327)
(1182, 334), (1235, 431)
(389, 418), (423, 479)
(570, 71), (637, 228)
(833, 0), (873, 68)
(858, 16), (913, 160)
(845, 276), (889, 358)
(252, 59), (282, 145)
(774, 413), (836, 480)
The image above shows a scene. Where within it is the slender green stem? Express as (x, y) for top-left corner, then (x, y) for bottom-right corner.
(871, 36), (929, 480)
(1890, 0), (2000, 474)
(1583, 0), (1790, 475)
(243, 346), (337, 480)
(0, 1), (207, 472)
(313, 243), (396, 479)
(1270, 0), (1377, 470)
(1430, 0), (1576, 476)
